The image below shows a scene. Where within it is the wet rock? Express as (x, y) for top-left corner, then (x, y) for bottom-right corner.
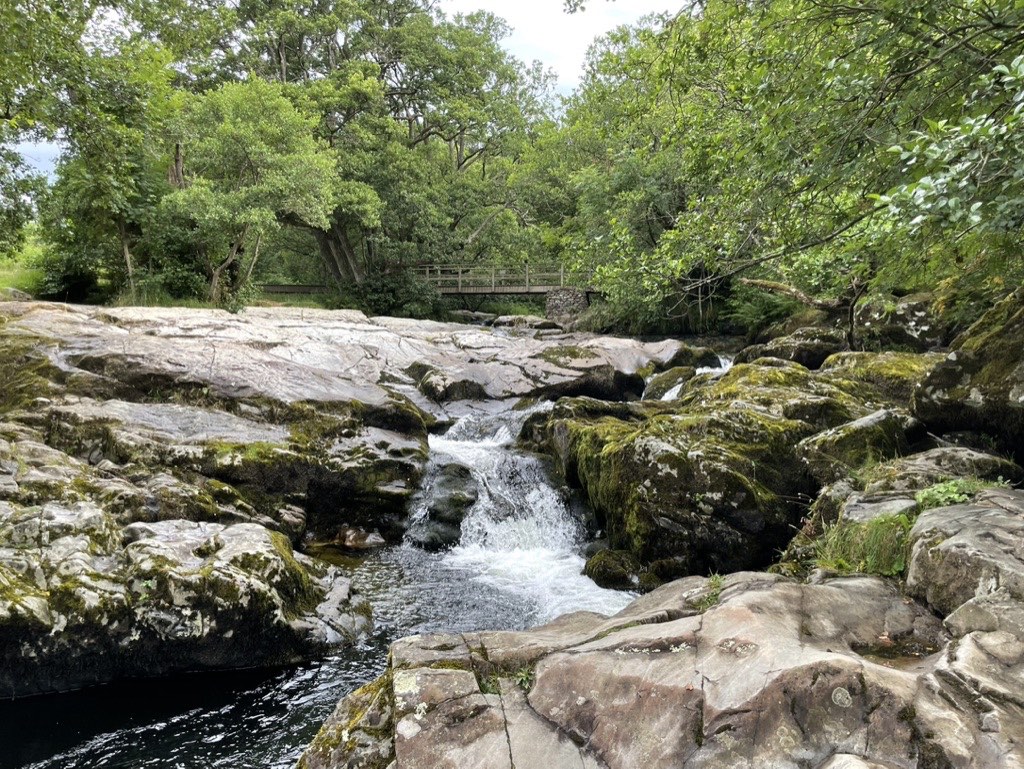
(0, 287), (32, 302)
(913, 288), (1024, 457)
(735, 326), (848, 370)
(304, 573), (1024, 769)
(491, 314), (563, 331)
(536, 361), (872, 578)
(0, 502), (371, 697)
(583, 549), (659, 592)
(642, 366), (696, 401)
(406, 463), (479, 551)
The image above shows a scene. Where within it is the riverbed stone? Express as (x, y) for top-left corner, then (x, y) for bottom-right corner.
(796, 409), (910, 484)
(298, 573), (1024, 769)
(0, 501), (370, 697)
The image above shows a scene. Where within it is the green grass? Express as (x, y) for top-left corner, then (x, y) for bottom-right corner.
(0, 265), (43, 296)
(814, 513), (912, 577)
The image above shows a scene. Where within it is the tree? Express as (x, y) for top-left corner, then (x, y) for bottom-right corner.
(161, 79), (337, 303)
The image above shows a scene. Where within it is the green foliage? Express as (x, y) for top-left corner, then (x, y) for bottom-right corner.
(353, 271), (448, 319)
(915, 477), (1009, 511)
(814, 514), (912, 578)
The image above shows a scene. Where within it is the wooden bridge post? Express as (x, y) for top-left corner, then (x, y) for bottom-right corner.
(560, 265), (565, 287)
(458, 267), (463, 293)
(491, 266), (496, 291)
(525, 264), (530, 292)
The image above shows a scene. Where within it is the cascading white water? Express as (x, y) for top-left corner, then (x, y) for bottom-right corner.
(421, 405), (632, 623)
(660, 355), (735, 401)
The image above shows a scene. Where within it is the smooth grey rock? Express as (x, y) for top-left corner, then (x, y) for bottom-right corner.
(306, 573), (1024, 769)
(907, 488), (1024, 619)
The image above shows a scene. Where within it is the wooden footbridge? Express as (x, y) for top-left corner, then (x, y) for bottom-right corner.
(416, 264), (581, 295)
(262, 264), (589, 297)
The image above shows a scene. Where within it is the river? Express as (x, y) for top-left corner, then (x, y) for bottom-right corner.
(1, 405), (631, 769)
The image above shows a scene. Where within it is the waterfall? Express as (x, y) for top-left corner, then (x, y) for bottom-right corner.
(416, 404), (632, 623)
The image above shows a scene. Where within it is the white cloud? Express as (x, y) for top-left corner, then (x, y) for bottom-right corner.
(441, 0), (675, 92)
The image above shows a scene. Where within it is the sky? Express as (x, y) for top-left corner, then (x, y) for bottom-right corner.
(17, 0), (677, 175)
(442, 0), (676, 92)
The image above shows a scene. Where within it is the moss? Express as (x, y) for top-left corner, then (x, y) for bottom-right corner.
(819, 351), (944, 403)
(0, 331), (55, 414)
(538, 344), (593, 366)
(915, 476), (1009, 510)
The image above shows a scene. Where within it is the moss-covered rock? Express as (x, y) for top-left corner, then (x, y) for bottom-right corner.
(0, 502), (371, 698)
(913, 288), (1024, 459)
(819, 351), (944, 404)
(538, 361), (877, 579)
(796, 409), (910, 484)
(734, 327), (848, 370)
(583, 549), (661, 592)
(643, 366), (697, 401)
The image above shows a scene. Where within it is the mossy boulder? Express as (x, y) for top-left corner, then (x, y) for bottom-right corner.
(796, 409), (910, 484)
(913, 288), (1024, 459)
(0, 501), (371, 698)
(734, 327), (848, 370)
(538, 362), (876, 578)
(819, 351), (944, 404)
(583, 549), (661, 591)
(643, 366), (697, 401)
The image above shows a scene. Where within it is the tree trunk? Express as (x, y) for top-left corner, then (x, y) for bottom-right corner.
(314, 222), (365, 286)
(117, 218), (136, 302)
(209, 227), (248, 304)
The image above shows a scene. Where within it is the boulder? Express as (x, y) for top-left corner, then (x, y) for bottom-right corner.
(859, 446), (1023, 495)
(796, 409), (910, 484)
(642, 366), (697, 401)
(301, 572), (1024, 769)
(735, 326), (848, 370)
(406, 462), (479, 550)
(582, 549), (660, 592)
(907, 488), (1024, 621)
(913, 288), (1024, 457)
(856, 293), (944, 352)
(0, 501), (371, 697)
(536, 361), (875, 578)
(819, 351), (944, 403)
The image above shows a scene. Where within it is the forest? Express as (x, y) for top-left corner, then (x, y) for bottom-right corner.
(3, 0), (1024, 330)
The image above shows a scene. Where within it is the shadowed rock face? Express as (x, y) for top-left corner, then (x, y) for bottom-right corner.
(300, 569), (1024, 769)
(913, 288), (1024, 459)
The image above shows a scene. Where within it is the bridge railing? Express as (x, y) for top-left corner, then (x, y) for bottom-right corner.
(416, 263), (580, 294)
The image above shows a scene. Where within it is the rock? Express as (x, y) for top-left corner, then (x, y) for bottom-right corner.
(819, 351), (944, 403)
(583, 549), (660, 592)
(405, 462), (479, 551)
(907, 488), (1024, 620)
(491, 314), (562, 331)
(304, 573), (1024, 769)
(0, 502), (371, 697)
(860, 446), (1023, 495)
(0, 287), (32, 302)
(536, 361), (876, 578)
(796, 409), (910, 484)
(856, 293), (945, 352)
(913, 288), (1024, 457)
(735, 326), (848, 370)
(642, 366), (696, 401)
(660, 344), (722, 370)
